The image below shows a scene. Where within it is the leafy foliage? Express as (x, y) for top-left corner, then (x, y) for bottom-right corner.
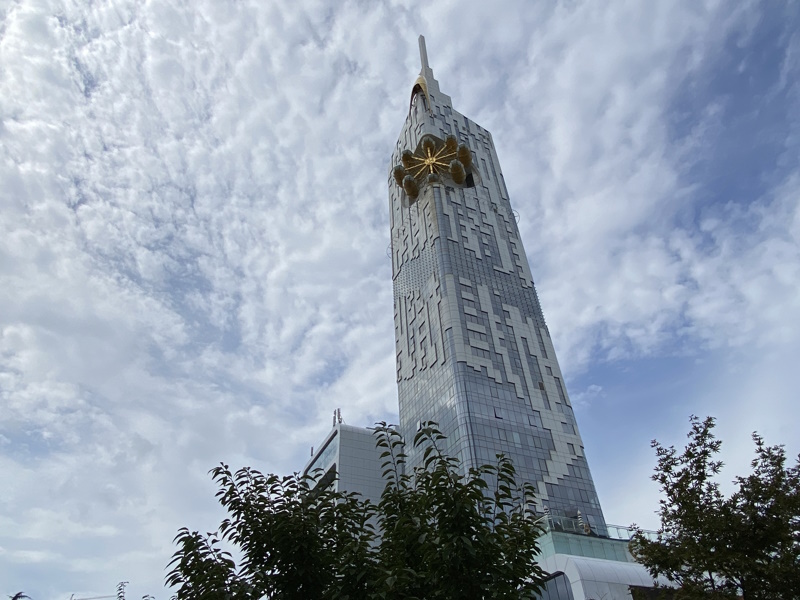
(117, 581), (130, 600)
(373, 422), (545, 599)
(167, 422), (545, 599)
(631, 416), (800, 600)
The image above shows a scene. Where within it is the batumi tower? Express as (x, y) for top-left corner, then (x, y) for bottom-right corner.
(388, 36), (608, 536)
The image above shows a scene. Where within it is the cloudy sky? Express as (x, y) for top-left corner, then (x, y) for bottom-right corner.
(1, 0), (799, 597)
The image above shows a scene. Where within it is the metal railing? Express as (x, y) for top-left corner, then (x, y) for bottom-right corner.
(539, 516), (659, 541)
(606, 523), (659, 542)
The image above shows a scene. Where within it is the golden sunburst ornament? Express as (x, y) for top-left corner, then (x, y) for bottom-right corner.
(393, 134), (473, 202)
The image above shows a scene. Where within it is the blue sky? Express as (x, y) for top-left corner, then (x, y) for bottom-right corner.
(1, 1), (799, 598)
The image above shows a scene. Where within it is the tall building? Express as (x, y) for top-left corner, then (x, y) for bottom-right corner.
(305, 36), (662, 600)
(388, 36), (606, 535)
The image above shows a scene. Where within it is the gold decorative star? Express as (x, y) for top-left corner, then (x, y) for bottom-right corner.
(403, 135), (458, 178)
(393, 134), (473, 202)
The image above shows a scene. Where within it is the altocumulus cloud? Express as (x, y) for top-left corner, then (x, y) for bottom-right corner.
(1, 0), (798, 598)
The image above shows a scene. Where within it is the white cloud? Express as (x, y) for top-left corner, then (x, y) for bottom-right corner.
(1, 0), (798, 597)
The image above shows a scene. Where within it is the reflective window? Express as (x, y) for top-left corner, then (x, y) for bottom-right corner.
(535, 572), (575, 600)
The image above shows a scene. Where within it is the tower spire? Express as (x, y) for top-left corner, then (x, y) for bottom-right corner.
(410, 35), (447, 113)
(418, 35), (430, 72)
(417, 34), (436, 84)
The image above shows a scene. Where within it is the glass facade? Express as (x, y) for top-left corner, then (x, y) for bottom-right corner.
(536, 573), (576, 600)
(389, 38), (607, 534)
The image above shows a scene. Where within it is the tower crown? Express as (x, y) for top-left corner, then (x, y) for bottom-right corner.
(409, 35), (451, 113)
(395, 37), (474, 203)
(410, 36), (434, 113)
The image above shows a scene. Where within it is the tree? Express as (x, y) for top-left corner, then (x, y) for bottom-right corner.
(167, 422), (546, 599)
(373, 423), (545, 599)
(723, 433), (800, 597)
(631, 416), (800, 600)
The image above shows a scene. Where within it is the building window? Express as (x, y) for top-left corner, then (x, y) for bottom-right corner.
(553, 377), (568, 403)
(537, 572), (575, 600)
(528, 411), (543, 428)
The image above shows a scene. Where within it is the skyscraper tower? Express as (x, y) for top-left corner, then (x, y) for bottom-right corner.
(389, 36), (607, 534)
